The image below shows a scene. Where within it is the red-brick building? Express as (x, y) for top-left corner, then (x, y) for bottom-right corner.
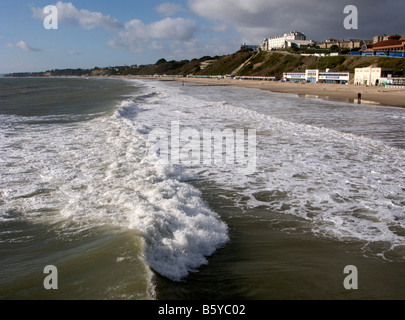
(372, 35), (405, 53)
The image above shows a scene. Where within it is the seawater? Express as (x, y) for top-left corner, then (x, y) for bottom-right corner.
(1, 78), (405, 300)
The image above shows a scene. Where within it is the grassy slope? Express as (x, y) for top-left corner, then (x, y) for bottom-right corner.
(197, 52), (255, 75)
(236, 52), (405, 78)
(124, 51), (405, 79)
(122, 52), (256, 76)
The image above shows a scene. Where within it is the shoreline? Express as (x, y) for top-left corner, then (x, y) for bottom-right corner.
(4, 75), (405, 109)
(164, 77), (405, 109)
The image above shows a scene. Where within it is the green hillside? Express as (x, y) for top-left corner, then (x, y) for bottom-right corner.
(202, 51), (405, 78)
(5, 51), (405, 78)
(131, 51), (405, 78)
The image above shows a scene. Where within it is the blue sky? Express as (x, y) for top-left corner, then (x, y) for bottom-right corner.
(0, 0), (404, 73)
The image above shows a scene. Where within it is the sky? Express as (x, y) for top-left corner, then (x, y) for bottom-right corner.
(0, 0), (404, 73)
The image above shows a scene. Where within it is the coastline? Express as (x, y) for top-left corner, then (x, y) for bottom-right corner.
(163, 77), (405, 109)
(4, 75), (405, 109)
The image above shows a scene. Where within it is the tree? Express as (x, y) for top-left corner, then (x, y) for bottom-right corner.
(330, 45), (340, 52)
(156, 58), (167, 65)
(200, 56), (213, 61)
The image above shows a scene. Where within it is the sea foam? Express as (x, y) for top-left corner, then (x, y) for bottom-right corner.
(129, 80), (405, 259)
(0, 84), (229, 281)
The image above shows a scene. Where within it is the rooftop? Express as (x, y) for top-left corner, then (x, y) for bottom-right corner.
(372, 38), (405, 49)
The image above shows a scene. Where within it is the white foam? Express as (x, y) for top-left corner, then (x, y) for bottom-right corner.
(0, 90), (229, 281)
(128, 80), (405, 256)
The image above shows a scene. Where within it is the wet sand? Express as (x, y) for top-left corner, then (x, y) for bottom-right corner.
(166, 77), (405, 108)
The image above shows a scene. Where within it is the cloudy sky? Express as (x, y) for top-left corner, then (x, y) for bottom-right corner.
(0, 0), (404, 73)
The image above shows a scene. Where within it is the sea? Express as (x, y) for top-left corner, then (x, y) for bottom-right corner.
(0, 77), (405, 300)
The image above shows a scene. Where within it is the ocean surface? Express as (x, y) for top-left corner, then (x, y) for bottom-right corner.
(1, 77), (405, 300)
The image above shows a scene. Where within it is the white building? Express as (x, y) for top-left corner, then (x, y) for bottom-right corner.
(282, 72), (306, 82)
(285, 40), (315, 49)
(354, 65), (393, 86)
(318, 70), (350, 84)
(266, 31), (307, 50)
(283, 69), (350, 84)
(260, 38), (269, 51)
(379, 77), (405, 87)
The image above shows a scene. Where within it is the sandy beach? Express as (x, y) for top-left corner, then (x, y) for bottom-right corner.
(161, 77), (405, 109)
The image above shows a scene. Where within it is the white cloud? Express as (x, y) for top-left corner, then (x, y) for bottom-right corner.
(156, 2), (185, 16)
(32, 1), (122, 30)
(167, 37), (241, 60)
(149, 41), (164, 51)
(11, 41), (42, 52)
(126, 17), (196, 41)
(209, 24), (229, 34)
(109, 17), (197, 52)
